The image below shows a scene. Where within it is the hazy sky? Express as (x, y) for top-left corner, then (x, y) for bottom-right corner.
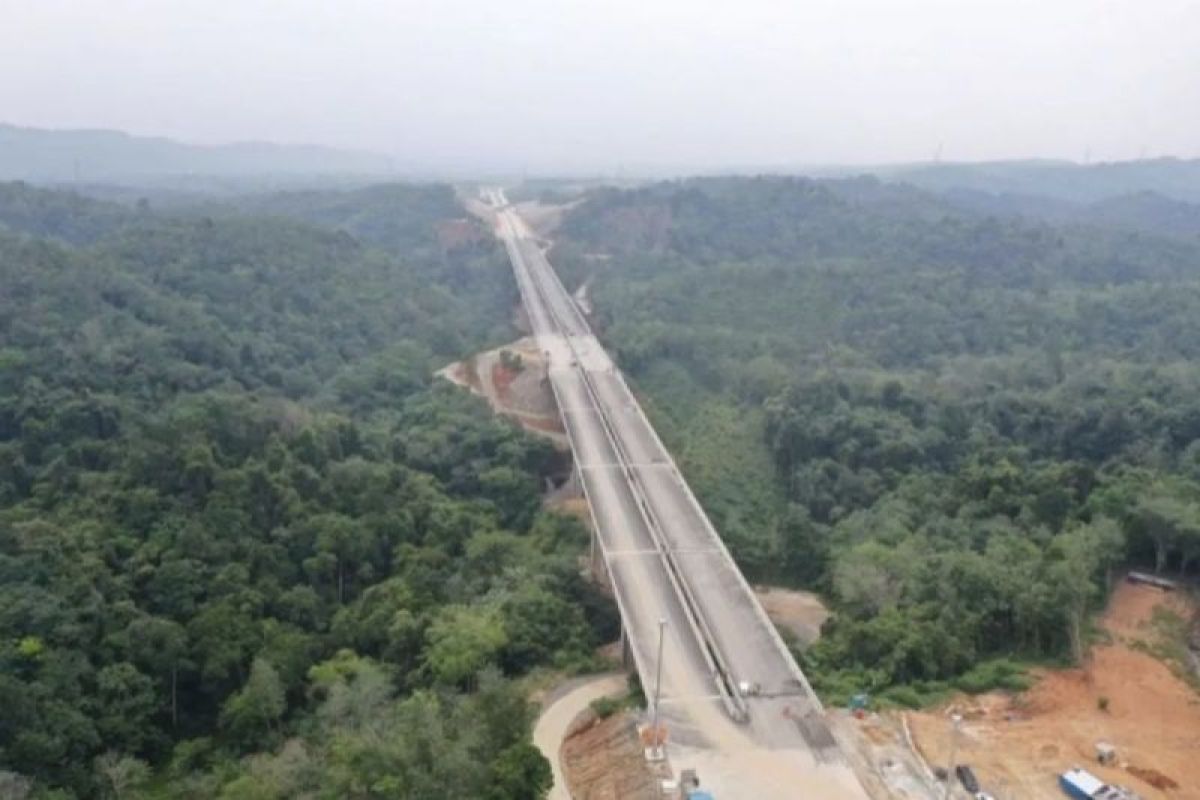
(3, 0), (1198, 173)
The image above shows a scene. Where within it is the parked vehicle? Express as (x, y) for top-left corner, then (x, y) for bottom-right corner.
(1059, 767), (1141, 800)
(956, 765), (980, 794)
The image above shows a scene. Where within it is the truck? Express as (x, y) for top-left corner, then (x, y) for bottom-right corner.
(1059, 768), (1141, 800)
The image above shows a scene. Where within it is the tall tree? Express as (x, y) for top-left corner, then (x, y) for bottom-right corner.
(1049, 518), (1124, 663)
(125, 616), (189, 729)
(220, 658), (286, 749)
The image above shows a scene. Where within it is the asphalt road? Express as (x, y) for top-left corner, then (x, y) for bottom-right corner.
(489, 191), (868, 797)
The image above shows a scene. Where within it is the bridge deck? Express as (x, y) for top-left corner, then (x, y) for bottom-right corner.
(493, 194), (849, 767)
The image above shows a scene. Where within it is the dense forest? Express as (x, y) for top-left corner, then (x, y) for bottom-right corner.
(549, 175), (1200, 704)
(0, 181), (612, 798)
(5, 170), (1199, 794)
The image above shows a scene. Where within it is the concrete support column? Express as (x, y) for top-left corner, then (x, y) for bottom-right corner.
(589, 526), (603, 583)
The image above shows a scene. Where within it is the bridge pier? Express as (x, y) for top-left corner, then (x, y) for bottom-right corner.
(589, 527), (610, 588)
(562, 462), (581, 495)
(578, 465), (613, 591)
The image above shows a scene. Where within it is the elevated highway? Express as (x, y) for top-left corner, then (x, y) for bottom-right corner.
(486, 190), (868, 798)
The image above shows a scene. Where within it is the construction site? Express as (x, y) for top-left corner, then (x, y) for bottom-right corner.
(448, 195), (1200, 800)
(528, 576), (1199, 800)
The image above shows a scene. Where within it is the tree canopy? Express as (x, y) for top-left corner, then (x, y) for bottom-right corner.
(0, 181), (599, 798)
(550, 175), (1200, 703)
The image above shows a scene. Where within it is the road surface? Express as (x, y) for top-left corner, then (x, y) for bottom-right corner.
(533, 673), (628, 800)
(488, 190), (869, 799)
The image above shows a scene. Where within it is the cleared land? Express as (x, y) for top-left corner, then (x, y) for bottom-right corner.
(755, 586), (830, 648)
(438, 336), (567, 444)
(908, 580), (1200, 800)
(560, 708), (664, 800)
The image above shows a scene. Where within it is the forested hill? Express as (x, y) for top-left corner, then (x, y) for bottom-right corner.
(562, 177), (1200, 290)
(1, 183), (514, 402)
(211, 184), (476, 253)
(558, 177), (1200, 363)
(0, 181), (137, 244)
(0, 182), (606, 798)
(931, 188), (1200, 242)
(875, 157), (1200, 204)
(551, 176), (1200, 705)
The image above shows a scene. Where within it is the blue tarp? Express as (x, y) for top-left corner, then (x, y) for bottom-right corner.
(687, 792), (716, 800)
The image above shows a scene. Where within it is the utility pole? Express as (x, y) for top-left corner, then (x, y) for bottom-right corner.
(649, 617), (667, 761)
(943, 713), (963, 800)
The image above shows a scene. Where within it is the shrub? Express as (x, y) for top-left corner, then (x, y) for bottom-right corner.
(590, 697), (622, 719)
(880, 685), (924, 709)
(953, 659), (1030, 694)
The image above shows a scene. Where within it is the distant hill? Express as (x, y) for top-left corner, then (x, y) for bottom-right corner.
(0, 180), (136, 244)
(1085, 191), (1200, 239)
(939, 187), (1200, 241)
(871, 158), (1200, 204)
(0, 123), (396, 183)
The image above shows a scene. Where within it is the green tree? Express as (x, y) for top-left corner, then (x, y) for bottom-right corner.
(1049, 518), (1124, 663)
(486, 743), (552, 800)
(309, 652), (394, 734)
(125, 616), (189, 729)
(500, 585), (589, 672)
(1136, 490), (1200, 574)
(831, 539), (922, 616)
(94, 664), (159, 755)
(424, 606), (508, 686)
(307, 513), (373, 604)
(93, 752), (149, 800)
(221, 658), (286, 749)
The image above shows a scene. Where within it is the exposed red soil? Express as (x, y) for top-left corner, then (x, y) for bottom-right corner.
(909, 581), (1200, 799)
(561, 710), (661, 800)
(491, 362), (518, 401)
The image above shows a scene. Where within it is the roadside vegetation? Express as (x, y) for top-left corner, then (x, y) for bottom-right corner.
(0, 181), (613, 798)
(1130, 605), (1200, 693)
(549, 175), (1200, 705)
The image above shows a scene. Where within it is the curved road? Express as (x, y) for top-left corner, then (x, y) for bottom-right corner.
(533, 673), (628, 800)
